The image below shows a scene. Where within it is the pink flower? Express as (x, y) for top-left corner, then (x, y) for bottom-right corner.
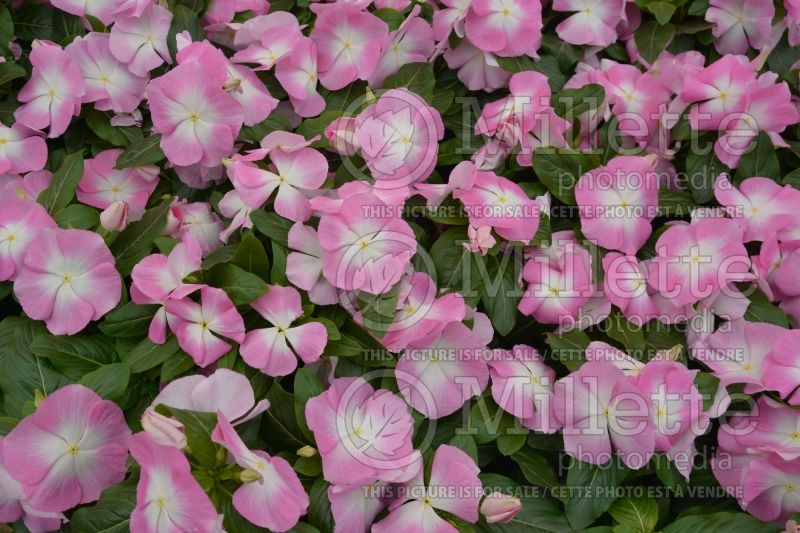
(681, 54), (756, 131)
(318, 191), (417, 294)
(0, 122), (47, 175)
(601, 66), (671, 145)
(464, 224), (497, 255)
(305, 377), (421, 485)
(274, 36), (326, 118)
(453, 169), (542, 243)
(14, 228), (121, 335)
(0, 437), (66, 533)
(129, 432), (222, 533)
(762, 329), (800, 404)
(575, 155), (659, 255)
(694, 318), (785, 392)
(131, 235), (203, 343)
(149, 368), (269, 424)
(372, 445), (481, 531)
(732, 397), (800, 461)
(109, 3), (172, 76)
(714, 174), (800, 242)
(433, 0), (472, 41)
(354, 88), (445, 193)
(147, 62), (244, 167)
(0, 199), (56, 282)
(167, 200), (224, 255)
(443, 40), (511, 92)
(488, 344), (560, 433)
(165, 286), (246, 367)
(368, 7), (435, 87)
(554, 361), (655, 469)
(232, 12), (303, 70)
(378, 271), (467, 352)
(741, 455), (800, 523)
(649, 218), (753, 307)
(65, 33), (148, 114)
(706, 0), (774, 54)
(241, 285), (328, 377)
(227, 143), (328, 222)
(602, 254), (660, 325)
(3, 385), (131, 512)
(518, 233), (594, 324)
(112, 0), (152, 18)
(218, 190), (253, 243)
(15, 42), (85, 139)
(141, 410), (187, 449)
(310, 4), (389, 90)
(286, 222), (339, 305)
(51, 0), (114, 25)
(328, 482), (390, 533)
(212, 413), (309, 532)
(553, 0), (626, 47)
(480, 492), (523, 524)
(77, 149), (157, 218)
(464, 0), (543, 57)
(396, 321), (490, 419)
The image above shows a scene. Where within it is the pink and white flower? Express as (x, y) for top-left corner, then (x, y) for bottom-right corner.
(108, 3), (172, 76)
(77, 149), (158, 220)
(464, 0), (543, 57)
(0, 199), (56, 282)
(0, 122), (47, 175)
(553, 0), (627, 47)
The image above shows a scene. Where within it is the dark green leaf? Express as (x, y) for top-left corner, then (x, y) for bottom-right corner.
(565, 458), (630, 529)
(115, 135), (166, 169)
(546, 330), (591, 371)
(163, 406), (219, 466)
(122, 336), (182, 374)
(100, 302), (160, 338)
(512, 448), (558, 486)
(734, 132), (781, 183)
(684, 149), (726, 204)
(609, 497), (658, 532)
(383, 62), (436, 104)
(53, 204), (99, 230)
(251, 210), (293, 246)
(38, 151), (85, 215)
(69, 480), (137, 533)
(231, 234), (271, 280)
(0, 62), (25, 86)
(532, 149), (601, 205)
(30, 334), (118, 380)
(111, 199), (171, 276)
(84, 109), (144, 147)
(646, 1), (676, 24)
(79, 363), (131, 401)
(634, 22), (675, 63)
(662, 512), (779, 533)
(480, 252), (522, 336)
(207, 263), (269, 305)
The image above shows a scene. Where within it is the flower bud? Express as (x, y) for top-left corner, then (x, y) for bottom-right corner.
(297, 445), (318, 458)
(142, 410), (187, 449)
(480, 492), (522, 524)
(240, 469), (262, 483)
(100, 201), (129, 232)
(464, 225), (496, 255)
(324, 116), (359, 156)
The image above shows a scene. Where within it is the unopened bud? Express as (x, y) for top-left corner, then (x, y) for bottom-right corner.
(223, 77), (243, 93)
(142, 410), (187, 449)
(100, 201), (129, 232)
(240, 469), (261, 483)
(297, 445), (318, 458)
(480, 492), (522, 524)
(34, 389), (46, 407)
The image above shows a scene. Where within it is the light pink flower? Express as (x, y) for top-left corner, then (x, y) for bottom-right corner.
(0, 122), (47, 175)
(274, 36), (326, 118)
(241, 285), (328, 377)
(232, 12), (303, 70)
(553, 0), (626, 47)
(14, 228), (121, 335)
(167, 200), (224, 255)
(305, 377), (422, 486)
(554, 361), (655, 469)
(0, 198), (56, 282)
(129, 432), (222, 533)
(762, 329), (800, 404)
(165, 286), (246, 367)
(218, 190), (253, 243)
(733, 397), (800, 461)
(286, 222), (339, 306)
(714, 174), (800, 242)
(681, 54), (756, 131)
(443, 39), (510, 92)
(706, 0), (774, 54)
(318, 191), (417, 294)
(99, 201), (129, 232)
(396, 321), (490, 419)
(601, 65), (671, 144)
(464, 0), (543, 57)
(108, 3), (172, 76)
(464, 224), (497, 255)
(328, 481), (390, 533)
(112, 0), (152, 18)
(15, 42), (85, 139)
(742, 455), (800, 523)
(602, 254), (660, 325)
(77, 149), (157, 219)
(212, 413), (309, 532)
(147, 61), (244, 167)
(372, 445), (481, 532)
(309, 4), (389, 90)
(3, 385), (131, 512)
(649, 218), (753, 307)
(694, 318), (785, 392)
(368, 7), (435, 87)
(65, 33), (148, 114)
(433, 0), (472, 41)
(150, 368), (269, 424)
(489, 344), (560, 432)
(51, 0), (114, 25)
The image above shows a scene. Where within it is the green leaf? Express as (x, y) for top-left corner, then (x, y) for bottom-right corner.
(532, 148), (601, 205)
(372, 7), (405, 30)
(694, 372), (721, 412)
(30, 334), (118, 380)
(382, 62), (436, 104)
(358, 283), (401, 338)
(662, 512), (779, 533)
(634, 22), (675, 63)
(294, 367), (323, 441)
(511, 448), (558, 486)
(79, 363), (131, 401)
(449, 434), (479, 463)
(497, 432), (527, 455)
(687, 0), (709, 16)
(0, 4), (13, 57)
(734, 132), (781, 183)
(239, 114), (293, 144)
(84, 109), (144, 147)
(646, 1), (676, 24)
(53, 204), (99, 230)
(307, 477), (334, 532)
(231, 234), (271, 280)
(480, 252), (522, 336)
(69, 480), (137, 533)
(251, 210), (293, 247)
(565, 458), (630, 529)
(111, 199), (171, 276)
(545, 329), (590, 371)
(122, 336), (182, 374)
(100, 302), (160, 337)
(552, 84), (605, 119)
(609, 497), (658, 532)
(658, 189), (696, 217)
(294, 455), (322, 476)
(0, 317), (72, 418)
(744, 288), (790, 327)
(207, 263), (269, 305)
(261, 381), (307, 449)
(685, 149), (726, 204)
(475, 493), (572, 533)
(38, 151), (85, 215)
(431, 227), (483, 298)
(605, 312), (646, 352)
(114, 134), (166, 169)
(162, 406), (219, 466)
(0, 62), (25, 86)
(168, 5), (205, 57)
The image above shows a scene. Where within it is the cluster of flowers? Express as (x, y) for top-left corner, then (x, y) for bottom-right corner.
(3, 0), (800, 530)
